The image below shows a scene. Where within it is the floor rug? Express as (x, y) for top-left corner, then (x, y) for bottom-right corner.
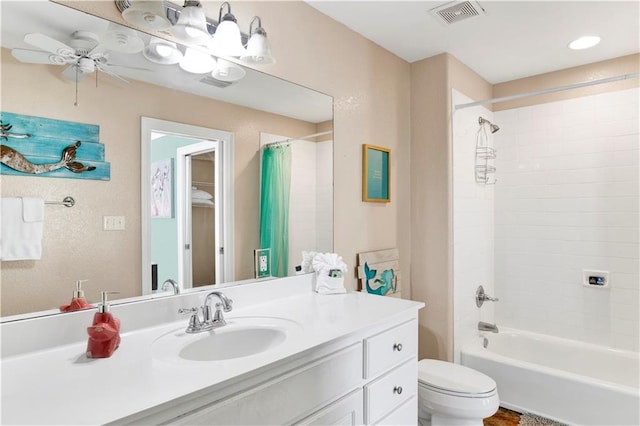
(518, 412), (567, 426)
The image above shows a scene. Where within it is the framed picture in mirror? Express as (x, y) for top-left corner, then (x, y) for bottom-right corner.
(150, 159), (173, 218)
(362, 144), (391, 203)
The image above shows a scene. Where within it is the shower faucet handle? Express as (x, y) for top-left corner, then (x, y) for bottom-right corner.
(475, 285), (499, 308)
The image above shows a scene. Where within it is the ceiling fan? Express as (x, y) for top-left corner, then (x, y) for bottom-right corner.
(11, 31), (133, 84)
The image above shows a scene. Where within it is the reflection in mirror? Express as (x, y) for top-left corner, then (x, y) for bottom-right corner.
(0, 1), (333, 320)
(143, 118), (234, 295)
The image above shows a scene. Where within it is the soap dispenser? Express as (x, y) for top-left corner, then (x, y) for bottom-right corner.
(59, 280), (94, 312)
(86, 291), (121, 359)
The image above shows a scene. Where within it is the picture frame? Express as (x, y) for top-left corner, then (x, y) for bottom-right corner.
(150, 159), (173, 218)
(254, 248), (272, 279)
(362, 144), (390, 203)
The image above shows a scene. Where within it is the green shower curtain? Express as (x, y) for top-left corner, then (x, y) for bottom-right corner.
(259, 145), (292, 277)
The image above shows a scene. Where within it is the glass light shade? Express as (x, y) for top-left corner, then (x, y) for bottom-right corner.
(172, 3), (210, 45)
(210, 20), (246, 57)
(102, 23), (145, 54)
(142, 38), (183, 65)
(179, 47), (216, 74)
(211, 58), (246, 82)
(240, 32), (275, 64)
(122, 1), (171, 31)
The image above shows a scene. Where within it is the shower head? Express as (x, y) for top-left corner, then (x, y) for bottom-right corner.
(479, 116), (500, 133)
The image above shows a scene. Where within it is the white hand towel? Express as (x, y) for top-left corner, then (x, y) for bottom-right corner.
(0, 197), (45, 261)
(312, 252), (348, 294)
(301, 250), (318, 273)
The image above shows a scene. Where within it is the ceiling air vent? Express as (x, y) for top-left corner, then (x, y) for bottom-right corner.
(430, 1), (486, 25)
(199, 75), (234, 88)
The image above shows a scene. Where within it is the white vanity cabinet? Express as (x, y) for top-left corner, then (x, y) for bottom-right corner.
(116, 317), (418, 426)
(2, 277), (424, 426)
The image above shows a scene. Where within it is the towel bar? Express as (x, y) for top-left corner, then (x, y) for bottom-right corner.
(44, 196), (75, 207)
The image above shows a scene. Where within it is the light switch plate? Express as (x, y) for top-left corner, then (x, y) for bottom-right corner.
(103, 216), (125, 231)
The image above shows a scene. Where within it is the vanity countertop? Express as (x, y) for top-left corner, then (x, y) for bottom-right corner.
(1, 280), (423, 425)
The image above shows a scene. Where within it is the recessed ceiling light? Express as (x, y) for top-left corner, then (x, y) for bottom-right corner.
(569, 36), (601, 50)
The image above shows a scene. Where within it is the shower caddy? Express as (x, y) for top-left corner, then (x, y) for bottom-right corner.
(475, 116), (496, 184)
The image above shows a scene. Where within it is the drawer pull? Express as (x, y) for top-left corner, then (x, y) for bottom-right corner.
(393, 386), (403, 395)
(393, 343), (403, 352)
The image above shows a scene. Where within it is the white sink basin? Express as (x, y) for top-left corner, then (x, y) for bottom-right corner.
(151, 316), (299, 363)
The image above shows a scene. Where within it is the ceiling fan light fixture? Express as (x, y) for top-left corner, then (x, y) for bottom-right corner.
(122, 0), (172, 31)
(103, 23), (145, 54)
(211, 58), (246, 82)
(143, 37), (183, 64)
(209, 2), (246, 57)
(179, 47), (216, 73)
(172, 0), (210, 45)
(240, 17), (275, 64)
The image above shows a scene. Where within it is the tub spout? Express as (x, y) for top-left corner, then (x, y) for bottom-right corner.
(478, 321), (499, 333)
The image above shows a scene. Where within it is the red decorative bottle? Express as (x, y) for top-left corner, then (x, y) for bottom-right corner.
(86, 291), (120, 358)
(60, 280), (94, 312)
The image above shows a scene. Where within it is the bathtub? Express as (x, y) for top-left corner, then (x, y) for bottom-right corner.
(461, 328), (639, 425)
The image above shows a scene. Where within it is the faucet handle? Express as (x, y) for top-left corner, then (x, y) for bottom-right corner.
(179, 307), (210, 334)
(178, 307), (198, 315)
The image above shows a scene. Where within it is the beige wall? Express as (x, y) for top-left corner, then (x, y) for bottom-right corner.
(0, 48), (317, 316)
(410, 53), (492, 361)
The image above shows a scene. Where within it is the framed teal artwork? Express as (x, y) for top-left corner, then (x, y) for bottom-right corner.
(362, 144), (390, 202)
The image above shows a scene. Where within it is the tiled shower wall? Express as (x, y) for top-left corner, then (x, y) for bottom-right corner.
(289, 139), (333, 274)
(493, 88), (639, 351)
(452, 90), (496, 362)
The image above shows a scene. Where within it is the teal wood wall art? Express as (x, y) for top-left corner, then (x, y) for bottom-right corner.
(0, 111), (110, 180)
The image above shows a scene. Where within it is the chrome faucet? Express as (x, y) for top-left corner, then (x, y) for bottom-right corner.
(161, 279), (180, 295)
(178, 291), (233, 334)
(203, 291), (233, 326)
(478, 321), (499, 333)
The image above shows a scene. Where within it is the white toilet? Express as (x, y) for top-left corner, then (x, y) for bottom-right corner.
(417, 359), (499, 426)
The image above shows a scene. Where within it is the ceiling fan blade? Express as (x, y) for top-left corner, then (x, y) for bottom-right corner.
(11, 48), (65, 65)
(97, 64), (130, 84)
(61, 64), (86, 82)
(24, 33), (74, 56)
(106, 63), (153, 72)
(87, 43), (109, 57)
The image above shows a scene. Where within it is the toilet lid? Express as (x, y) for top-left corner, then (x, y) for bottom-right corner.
(418, 359), (496, 395)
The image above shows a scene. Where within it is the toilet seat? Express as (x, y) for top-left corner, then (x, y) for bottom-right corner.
(418, 359), (497, 397)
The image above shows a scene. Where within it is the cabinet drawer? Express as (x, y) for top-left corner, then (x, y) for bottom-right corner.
(297, 389), (363, 425)
(364, 319), (417, 378)
(169, 343), (363, 425)
(373, 395), (417, 426)
(364, 359), (417, 424)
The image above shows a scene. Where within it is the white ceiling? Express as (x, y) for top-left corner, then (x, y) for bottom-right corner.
(306, 1), (640, 84)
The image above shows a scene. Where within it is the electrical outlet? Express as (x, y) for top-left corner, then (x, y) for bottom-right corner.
(259, 255), (268, 272)
(103, 216), (126, 231)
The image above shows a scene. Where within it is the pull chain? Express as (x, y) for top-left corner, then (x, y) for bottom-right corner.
(74, 65), (79, 107)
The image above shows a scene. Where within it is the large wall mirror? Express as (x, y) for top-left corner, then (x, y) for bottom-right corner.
(0, 1), (333, 320)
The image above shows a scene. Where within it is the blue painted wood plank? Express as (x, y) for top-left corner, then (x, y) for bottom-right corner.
(1, 160), (110, 181)
(1, 137), (105, 161)
(1, 111), (100, 143)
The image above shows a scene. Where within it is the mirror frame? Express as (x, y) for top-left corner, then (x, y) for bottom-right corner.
(141, 118), (234, 295)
